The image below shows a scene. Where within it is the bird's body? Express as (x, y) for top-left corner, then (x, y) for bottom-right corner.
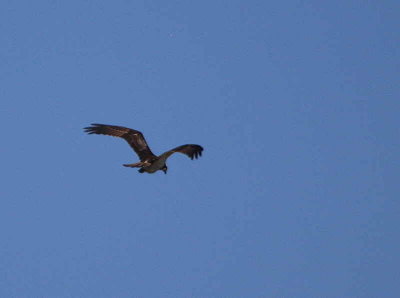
(138, 155), (169, 173)
(84, 124), (203, 174)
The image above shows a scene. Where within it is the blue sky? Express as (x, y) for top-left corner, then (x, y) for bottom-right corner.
(1, 0), (399, 297)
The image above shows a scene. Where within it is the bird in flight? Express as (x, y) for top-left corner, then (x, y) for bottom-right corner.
(84, 123), (203, 174)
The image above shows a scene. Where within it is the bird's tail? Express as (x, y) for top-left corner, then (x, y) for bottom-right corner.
(123, 162), (143, 168)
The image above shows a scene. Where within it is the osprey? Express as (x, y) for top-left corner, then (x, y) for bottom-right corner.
(84, 123), (203, 174)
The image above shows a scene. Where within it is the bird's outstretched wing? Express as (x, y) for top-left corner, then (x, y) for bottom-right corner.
(160, 144), (203, 160)
(84, 123), (156, 161)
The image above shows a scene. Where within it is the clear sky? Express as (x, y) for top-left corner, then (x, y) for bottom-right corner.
(1, 1), (399, 297)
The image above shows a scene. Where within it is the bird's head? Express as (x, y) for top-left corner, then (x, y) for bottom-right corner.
(162, 165), (168, 174)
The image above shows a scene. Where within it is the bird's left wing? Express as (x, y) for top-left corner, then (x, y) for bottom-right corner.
(84, 123), (156, 161)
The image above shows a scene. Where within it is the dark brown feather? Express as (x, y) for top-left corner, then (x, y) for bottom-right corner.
(83, 124), (156, 161)
(168, 144), (204, 160)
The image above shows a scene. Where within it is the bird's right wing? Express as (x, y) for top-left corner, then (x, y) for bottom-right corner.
(160, 144), (204, 160)
(84, 123), (156, 161)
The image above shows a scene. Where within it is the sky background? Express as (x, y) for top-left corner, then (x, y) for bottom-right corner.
(1, 0), (399, 297)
